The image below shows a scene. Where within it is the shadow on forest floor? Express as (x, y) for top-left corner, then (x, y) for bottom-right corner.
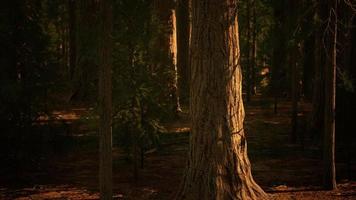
(0, 96), (355, 200)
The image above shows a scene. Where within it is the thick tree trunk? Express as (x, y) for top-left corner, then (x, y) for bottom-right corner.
(98, 0), (113, 199)
(322, 0), (337, 190)
(335, 1), (355, 181)
(346, 16), (356, 179)
(176, 1), (267, 199)
(176, 0), (190, 104)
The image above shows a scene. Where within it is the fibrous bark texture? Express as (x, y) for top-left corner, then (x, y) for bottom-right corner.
(176, 0), (267, 199)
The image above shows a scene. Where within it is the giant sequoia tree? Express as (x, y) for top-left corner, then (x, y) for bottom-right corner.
(176, 0), (267, 199)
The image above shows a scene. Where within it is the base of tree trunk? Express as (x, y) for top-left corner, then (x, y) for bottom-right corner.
(175, 133), (268, 200)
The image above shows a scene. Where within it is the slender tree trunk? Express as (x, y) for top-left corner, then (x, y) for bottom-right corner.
(133, 102), (139, 181)
(302, 38), (314, 101)
(60, 16), (68, 73)
(301, 1), (315, 101)
(271, 0), (287, 115)
(290, 49), (298, 144)
(322, 0), (337, 190)
(71, 0), (98, 102)
(309, 2), (325, 143)
(98, 0), (113, 199)
(176, 0), (190, 105)
(251, 0), (257, 95)
(68, 0), (76, 80)
(127, 41), (140, 181)
(288, 0), (298, 144)
(246, 0), (252, 102)
(176, 1), (267, 199)
(153, 0), (181, 114)
(170, 9), (182, 113)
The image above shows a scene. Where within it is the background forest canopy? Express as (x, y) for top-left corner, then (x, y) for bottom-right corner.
(1, 0), (179, 159)
(0, 0), (356, 198)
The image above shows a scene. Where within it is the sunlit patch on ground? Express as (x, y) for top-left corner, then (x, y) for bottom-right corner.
(1, 96), (355, 199)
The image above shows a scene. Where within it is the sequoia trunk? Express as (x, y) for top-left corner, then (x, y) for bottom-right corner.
(176, 0), (267, 199)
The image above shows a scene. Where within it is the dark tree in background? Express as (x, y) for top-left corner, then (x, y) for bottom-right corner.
(152, 0), (181, 114)
(176, 0), (190, 105)
(68, 0), (76, 81)
(309, 0), (326, 143)
(72, 0), (100, 102)
(0, 1), (61, 164)
(98, 0), (113, 199)
(321, 0), (337, 190)
(271, 0), (288, 114)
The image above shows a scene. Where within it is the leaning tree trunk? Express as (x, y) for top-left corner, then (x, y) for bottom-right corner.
(175, 0), (267, 199)
(98, 0), (113, 199)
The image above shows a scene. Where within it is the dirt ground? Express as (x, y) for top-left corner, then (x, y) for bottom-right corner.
(1, 96), (355, 200)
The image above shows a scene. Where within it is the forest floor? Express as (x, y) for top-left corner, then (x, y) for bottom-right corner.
(1, 96), (355, 200)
